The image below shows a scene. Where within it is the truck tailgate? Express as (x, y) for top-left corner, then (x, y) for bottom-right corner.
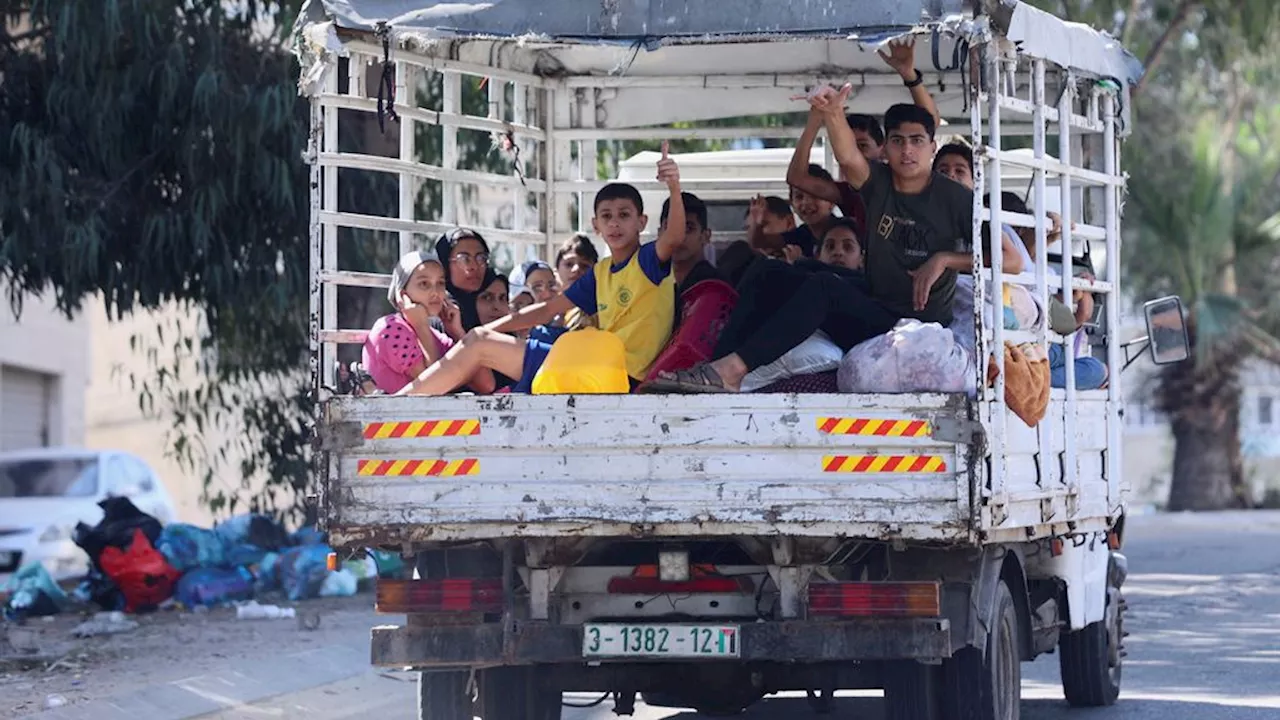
(319, 393), (976, 546)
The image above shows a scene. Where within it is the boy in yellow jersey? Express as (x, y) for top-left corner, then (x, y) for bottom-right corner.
(397, 141), (685, 395)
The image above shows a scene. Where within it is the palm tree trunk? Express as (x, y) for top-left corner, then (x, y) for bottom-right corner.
(1167, 401), (1248, 511)
(1162, 320), (1251, 511)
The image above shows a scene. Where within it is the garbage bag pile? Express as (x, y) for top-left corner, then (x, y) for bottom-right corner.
(1, 496), (404, 615)
(3, 563), (69, 621)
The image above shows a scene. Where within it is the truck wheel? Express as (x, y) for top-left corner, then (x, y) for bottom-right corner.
(1059, 578), (1124, 706)
(937, 580), (1021, 720)
(882, 660), (939, 720)
(417, 671), (471, 720)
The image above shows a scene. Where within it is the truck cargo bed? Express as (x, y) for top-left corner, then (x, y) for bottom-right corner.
(318, 393), (980, 546)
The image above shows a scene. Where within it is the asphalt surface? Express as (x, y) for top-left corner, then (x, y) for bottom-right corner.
(31, 511), (1280, 719)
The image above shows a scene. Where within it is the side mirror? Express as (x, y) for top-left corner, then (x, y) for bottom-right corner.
(1143, 296), (1190, 365)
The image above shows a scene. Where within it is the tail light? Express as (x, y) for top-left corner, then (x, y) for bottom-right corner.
(807, 582), (941, 618)
(376, 578), (504, 614)
(607, 564), (754, 595)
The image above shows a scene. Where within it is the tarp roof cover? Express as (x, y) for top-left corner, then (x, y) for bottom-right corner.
(303, 1), (1142, 87)
(308, 0), (974, 40)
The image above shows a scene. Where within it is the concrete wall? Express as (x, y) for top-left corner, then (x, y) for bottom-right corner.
(83, 297), (260, 527)
(0, 288), (90, 447)
(1122, 358), (1280, 509)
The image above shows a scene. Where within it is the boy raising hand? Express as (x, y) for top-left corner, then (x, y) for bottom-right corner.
(398, 142), (686, 395)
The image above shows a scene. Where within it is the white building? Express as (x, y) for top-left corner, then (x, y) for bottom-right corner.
(1124, 357), (1280, 507)
(0, 289), (89, 450)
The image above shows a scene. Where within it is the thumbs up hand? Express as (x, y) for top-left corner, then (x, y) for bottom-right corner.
(656, 140), (680, 191)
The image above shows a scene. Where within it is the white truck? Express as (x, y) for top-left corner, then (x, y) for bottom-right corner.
(295, 0), (1188, 717)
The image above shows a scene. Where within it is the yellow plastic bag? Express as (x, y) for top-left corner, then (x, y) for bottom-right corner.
(531, 328), (630, 394)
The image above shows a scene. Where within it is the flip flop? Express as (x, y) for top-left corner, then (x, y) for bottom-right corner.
(639, 364), (735, 394)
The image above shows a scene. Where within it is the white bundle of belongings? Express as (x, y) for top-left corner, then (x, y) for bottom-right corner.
(838, 319), (976, 395)
(736, 278), (1044, 395)
(951, 275), (1042, 359)
(739, 331), (844, 392)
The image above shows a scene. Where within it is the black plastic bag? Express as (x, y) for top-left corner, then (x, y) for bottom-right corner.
(74, 496), (163, 572)
(246, 515), (291, 551)
(77, 568), (125, 612)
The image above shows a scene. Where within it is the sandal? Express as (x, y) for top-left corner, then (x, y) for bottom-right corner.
(640, 363), (735, 394)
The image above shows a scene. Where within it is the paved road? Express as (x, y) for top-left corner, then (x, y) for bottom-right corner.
(37, 511), (1280, 719)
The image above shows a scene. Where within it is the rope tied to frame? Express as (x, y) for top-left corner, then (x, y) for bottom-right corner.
(375, 22), (399, 134)
(494, 129), (528, 187)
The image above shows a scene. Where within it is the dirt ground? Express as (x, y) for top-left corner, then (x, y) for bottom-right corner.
(0, 593), (379, 718)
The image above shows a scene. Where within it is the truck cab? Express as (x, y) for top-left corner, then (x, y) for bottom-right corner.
(294, 0), (1187, 717)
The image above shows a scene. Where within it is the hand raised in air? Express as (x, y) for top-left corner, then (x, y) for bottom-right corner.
(656, 140), (681, 190)
(878, 36), (918, 80)
(795, 83), (853, 118)
(746, 195), (767, 228)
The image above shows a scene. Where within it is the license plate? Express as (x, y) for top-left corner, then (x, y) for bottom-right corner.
(582, 624), (740, 658)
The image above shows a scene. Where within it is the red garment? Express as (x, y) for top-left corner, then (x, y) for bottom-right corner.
(99, 528), (181, 613)
(644, 279), (739, 384)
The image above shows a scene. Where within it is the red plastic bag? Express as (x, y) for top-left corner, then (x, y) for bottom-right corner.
(99, 528), (181, 613)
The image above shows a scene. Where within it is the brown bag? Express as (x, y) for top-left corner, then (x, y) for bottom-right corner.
(987, 342), (1051, 426)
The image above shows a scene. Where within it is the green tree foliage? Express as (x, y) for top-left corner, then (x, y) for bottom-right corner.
(0, 0), (530, 519)
(1, 0), (316, 518)
(1, 1), (563, 519)
(1031, 0), (1280, 509)
(1025, 0), (1280, 92)
(1121, 40), (1280, 509)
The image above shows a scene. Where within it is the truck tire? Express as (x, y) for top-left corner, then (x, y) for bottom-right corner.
(883, 660), (939, 720)
(417, 670), (471, 720)
(937, 580), (1021, 720)
(1059, 576), (1124, 706)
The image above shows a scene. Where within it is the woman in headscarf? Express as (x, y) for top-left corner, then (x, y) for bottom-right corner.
(435, 228), (492, 330)
(475, 271), (512, 326)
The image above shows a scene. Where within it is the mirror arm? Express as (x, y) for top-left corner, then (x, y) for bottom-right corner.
(1120, 336), (1150, 373)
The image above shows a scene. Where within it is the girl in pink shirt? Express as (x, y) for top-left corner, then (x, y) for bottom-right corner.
(363, 251), (496, 394)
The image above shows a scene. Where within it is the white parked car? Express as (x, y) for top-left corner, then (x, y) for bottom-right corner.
(0, 447), (176, 584)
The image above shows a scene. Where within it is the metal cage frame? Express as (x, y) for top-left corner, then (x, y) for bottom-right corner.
(304, 23), (1129, 534)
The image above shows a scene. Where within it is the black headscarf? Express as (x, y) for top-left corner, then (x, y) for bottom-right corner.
(435, 229), (492, 330)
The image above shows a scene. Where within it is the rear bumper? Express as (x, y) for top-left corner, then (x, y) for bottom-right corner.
(370, 618), (952, 668)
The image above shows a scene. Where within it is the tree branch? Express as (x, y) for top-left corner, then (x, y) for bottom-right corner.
(1133, 0), (1201, 96)
(1121, 0), (1143, 46)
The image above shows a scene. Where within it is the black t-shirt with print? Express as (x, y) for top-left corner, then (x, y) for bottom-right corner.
(858, 163), (973, 324)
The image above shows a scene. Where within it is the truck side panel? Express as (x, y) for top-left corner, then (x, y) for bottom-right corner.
(319, 393), (977, 546)
(981, 393), (1116, 542)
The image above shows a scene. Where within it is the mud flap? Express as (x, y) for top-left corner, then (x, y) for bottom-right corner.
(967, 545), (1028, 660)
